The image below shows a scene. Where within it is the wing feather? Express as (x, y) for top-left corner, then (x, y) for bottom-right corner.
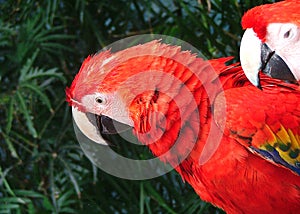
(213, 80), (300, 175)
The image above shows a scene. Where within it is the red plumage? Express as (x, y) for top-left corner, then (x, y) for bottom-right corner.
(66, 1), (300, 212)
(242, 0), (300, 41)
(67, 40), (300, 213)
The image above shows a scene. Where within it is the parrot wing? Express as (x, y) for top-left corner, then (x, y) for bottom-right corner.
(213, 74), (300, 175)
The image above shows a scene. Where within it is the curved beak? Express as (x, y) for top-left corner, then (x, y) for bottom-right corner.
(240, 28), (263, 88)
(260, 43), (297, 84)
(72, 107), (132, 145)
(240, 28), (297, 88)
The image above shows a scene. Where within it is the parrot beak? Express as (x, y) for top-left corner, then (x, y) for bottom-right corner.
(240, 28), (297, 88)
(260, 43), (297, 84)
(240, 28), (263, 88)
(72, 107), (132, 145)
(72, 107), (143, 178)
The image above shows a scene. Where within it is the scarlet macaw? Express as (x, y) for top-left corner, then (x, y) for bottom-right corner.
(66, 1), (300, 213)
(240, 0), (300, 88)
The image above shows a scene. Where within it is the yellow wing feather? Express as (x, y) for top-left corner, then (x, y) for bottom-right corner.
(260, 125), (300, 170)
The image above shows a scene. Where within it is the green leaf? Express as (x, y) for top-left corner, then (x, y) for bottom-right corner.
(18, 49), (39, 83)
(0, 197), (35, 214)
(0, 203), (20, 211)
(14, 190), (46, 198)
(2, 132), (19, 159)
(20, 82), (53, 113)
(59, 207), (77, 213)
(21, 67), (65, 83)
(144, 183), (177, 214)
(0, 197), (27, 205)
(42, 196), (55, 211)
(57, 156), (81, 199)
(5, 97), (14, 134)
(38, 34), (75, 41)
(57, 189), (77, 208)
(42, 42), (74, 53)
(0, 166), (17, 196)
(49, 158), (58, 212)
(14, 190), (53, 212)
(18, 49), (65, 84)
(15, 90), (37, 138)
(139, 182), (145, 214)
(10, 130), (37, 148)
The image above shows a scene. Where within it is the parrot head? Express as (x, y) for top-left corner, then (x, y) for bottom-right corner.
(65, 46), (136, 145)
(240, 0), (300, 88)
(66, 40), (207, 148)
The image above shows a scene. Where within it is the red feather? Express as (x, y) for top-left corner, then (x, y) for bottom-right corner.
(67, 40), (300, 212)
(241, 0), (300, 42)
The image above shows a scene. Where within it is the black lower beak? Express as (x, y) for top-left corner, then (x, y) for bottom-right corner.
(85, 113), (132, 145)
(97, 115), (132, 134)
(260, 43), (297, 84)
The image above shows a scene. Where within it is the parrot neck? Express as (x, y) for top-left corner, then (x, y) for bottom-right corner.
(126, 66), (219, 168)
(96, 47), (244, 167)
(126, 58), (245, 168)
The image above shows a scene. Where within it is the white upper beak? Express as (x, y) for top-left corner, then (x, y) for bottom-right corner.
(240, 28), (262, 87)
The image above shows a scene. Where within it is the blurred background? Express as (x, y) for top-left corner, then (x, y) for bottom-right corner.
(0, 0), (276, 213)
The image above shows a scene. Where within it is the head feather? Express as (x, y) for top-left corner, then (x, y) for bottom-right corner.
(66, 40), (195, 108)
(242, 0), (300, 42)
(66, 40), (233, 111)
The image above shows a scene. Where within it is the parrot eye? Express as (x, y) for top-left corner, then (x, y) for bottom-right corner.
(283, 30), (291, 39)
(280, 24), (298, 41)
(95, 96), (106, 104)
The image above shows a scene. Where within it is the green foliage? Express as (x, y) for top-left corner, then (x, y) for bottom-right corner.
(0, 0), (275, 213)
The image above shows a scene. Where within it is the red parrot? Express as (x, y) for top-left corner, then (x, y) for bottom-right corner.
(66, 1), (300, 214)
(240, 0), (300, 88)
